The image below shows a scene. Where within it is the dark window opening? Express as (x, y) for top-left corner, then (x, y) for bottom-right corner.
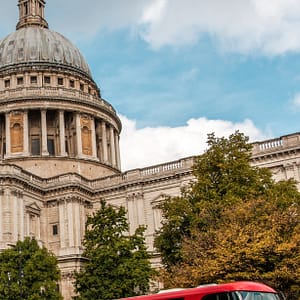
(80, 83), (84, 91)
(57, 78), (64, 85)
(17, 77), (24, 85)
(4, 79), (10, 88)
(65, 140), (69, 154)
(47, 139), (55, 155)
(31, 139), (40, 156)
(30, 76), (37, 84)
(52, 225), (58, 235)
(69, 80), (75, 88)
(44, 76), (51, 84)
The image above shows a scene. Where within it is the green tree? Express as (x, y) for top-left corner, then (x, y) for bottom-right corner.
(155, 131), (300, 299)
(74, 200), (156, 300)
(0, 237), (62, 300)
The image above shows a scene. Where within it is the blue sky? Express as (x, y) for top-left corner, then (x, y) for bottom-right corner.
(1, 0), (300, 170)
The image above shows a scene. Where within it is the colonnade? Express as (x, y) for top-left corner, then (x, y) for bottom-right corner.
(3, 109), (121, 169)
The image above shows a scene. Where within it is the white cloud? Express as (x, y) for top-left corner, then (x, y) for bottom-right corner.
(119, 115), (268, 170)
(3, 0), (300, 55)
(47, 0), (300, 55)
(139, 0), (300, 54)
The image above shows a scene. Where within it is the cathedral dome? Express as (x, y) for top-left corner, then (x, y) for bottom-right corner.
(0, 26), (91, 76)
(0, 0), (122, 180)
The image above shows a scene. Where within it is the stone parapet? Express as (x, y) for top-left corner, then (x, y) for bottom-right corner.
(252, 132), (300, 157)
(0, 157), (195, 192)
(0, 86), (116, 114)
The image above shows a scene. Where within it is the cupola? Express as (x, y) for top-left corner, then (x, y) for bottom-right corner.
(16, 0), (49, 30)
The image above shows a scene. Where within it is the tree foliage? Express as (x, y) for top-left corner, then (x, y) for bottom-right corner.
(74, 200), (156, 300)
(155, 131), (300, 299)
(0, 237), (62, 300)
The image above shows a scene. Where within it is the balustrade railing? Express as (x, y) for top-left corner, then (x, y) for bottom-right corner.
(252, 133), (300, 156)
(0, 86), (115, 113)
(0, 157), (194, 191)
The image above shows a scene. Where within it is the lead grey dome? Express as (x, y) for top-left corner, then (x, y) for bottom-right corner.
(0, 27), (91, 76)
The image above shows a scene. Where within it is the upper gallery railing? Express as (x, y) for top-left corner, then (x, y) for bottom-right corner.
(0, 86), (115, 113)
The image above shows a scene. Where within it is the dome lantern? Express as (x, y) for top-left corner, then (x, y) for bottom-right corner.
(16, 0), (49, 30)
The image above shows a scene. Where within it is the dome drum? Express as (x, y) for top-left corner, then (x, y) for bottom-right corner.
(0, 107), (121, 179)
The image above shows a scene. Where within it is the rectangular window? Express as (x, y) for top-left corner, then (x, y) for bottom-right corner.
(30, 76), (37, 84)
(80, 83), (84, 91)
(17, 77), (24, 85)
(31, 139), (40, 155)
(47, 139), (55, 155)
(44, 76), (51, 84)
(69, 80), (75, 88)
(4, 79), (10, 88)
(52, 224), (58, 235)
(57, 78), (64, 85)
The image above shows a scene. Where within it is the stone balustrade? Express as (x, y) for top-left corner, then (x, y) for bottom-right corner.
(252, 132), (300, 156)
(0, 157), (195, 191)
(0, 86), (116, 113)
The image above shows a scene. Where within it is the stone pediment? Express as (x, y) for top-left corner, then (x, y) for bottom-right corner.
(26, 202), (41, 215)
(151, 193), (168, 206)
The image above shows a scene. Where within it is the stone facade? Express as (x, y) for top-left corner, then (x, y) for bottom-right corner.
(0, 1), (300, 299)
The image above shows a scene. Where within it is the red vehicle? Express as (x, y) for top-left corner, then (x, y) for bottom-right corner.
(119, 281), (280, 300)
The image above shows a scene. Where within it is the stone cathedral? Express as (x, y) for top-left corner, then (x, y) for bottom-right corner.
(0, 1), (300, 299)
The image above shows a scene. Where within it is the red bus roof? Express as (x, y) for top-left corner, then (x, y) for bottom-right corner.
(120, 281), (278, 300)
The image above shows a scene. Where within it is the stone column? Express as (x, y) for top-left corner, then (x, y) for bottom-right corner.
(26, 212), (30, 237)
(91, 118), (97, 159)
(5, 113), (11, 158)
(19, 196), (24, 241)
(115, 132), (121, 169)
(41, 109), (49, 156)
(101, 121), (108, 163)
(74, 200), (81, 247)
(37, 216), (41, 240)
(67, 200), (74, 247)
(59, 110), (67, 156)
(110, 126), (116, 167)
(23, 110), (29, 156)
(76, 113), (83, 158)
(59, 200), (66, 248)
(13, 192), (18, 241)
(95, 122), (102, 160)
(3, 189), (11, 240)
(0, 191), (3, 242)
